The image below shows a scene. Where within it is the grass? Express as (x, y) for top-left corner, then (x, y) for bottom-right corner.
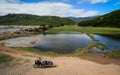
(107, 50), (120, 57)
(14, 47), (58, 56)
(12, 47), (82, 56)
(24, 59), (31, 63)
(74, 48), (85, 56)
(87, 42), (108, 50)
(0, 54), (14, 63)
(12, 47), (120, 58)
(14, 47), (90, 57)
(86, 34), (99, 41)
(46, 25), (120, 34)
(96, 41), (108, 50)
(13, 47), (77, 56)
(87, 42), (95, 49)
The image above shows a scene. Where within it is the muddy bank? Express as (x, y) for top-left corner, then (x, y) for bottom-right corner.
(0, 25), (45, 41)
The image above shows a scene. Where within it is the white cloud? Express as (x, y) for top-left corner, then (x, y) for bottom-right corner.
(78, 0), (108, 4)
(0, 1), (98, 17)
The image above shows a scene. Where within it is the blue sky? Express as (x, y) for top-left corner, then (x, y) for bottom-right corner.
(0, 0), (120, 17)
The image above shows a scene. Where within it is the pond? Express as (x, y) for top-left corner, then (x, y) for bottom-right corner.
(0, 34), (120, 53)
(34, 34), (93, 53)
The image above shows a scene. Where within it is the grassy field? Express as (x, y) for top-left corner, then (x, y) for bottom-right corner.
(46, 25), (120, 34)
(0, 54), (14, 63)
(13, 47), (58, 56)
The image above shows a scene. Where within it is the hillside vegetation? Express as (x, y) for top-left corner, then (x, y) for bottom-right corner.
(0, 14), (75, 26)
(78, 9), (120, 27)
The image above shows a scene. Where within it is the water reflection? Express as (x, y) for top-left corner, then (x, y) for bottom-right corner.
(93, 34), (120, 51)
(34, 34), (93, 53)
(0, 33), (120, 53)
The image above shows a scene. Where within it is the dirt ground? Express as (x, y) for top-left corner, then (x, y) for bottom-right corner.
(0, 44), (120, 75)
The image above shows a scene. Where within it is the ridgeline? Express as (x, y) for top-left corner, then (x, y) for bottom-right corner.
(0, 14), (75, 26)
(78, 9), (120, 27)
(68, 16), (98, 22)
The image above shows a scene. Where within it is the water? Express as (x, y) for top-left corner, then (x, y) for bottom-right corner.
(0, 34), (120, 53)
(94, 34), (120, 51)
(34, 34), (93, 53)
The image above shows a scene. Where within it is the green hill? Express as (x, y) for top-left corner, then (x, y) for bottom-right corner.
(78, 9), (120, 27)
(0, 14), (75, 26)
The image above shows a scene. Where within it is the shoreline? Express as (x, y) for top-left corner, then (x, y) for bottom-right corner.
(0, 44), (120, 75)
(0, 43), (120, 66)
(1, 25), (120, 41)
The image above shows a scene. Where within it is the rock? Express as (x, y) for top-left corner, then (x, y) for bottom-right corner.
(29, 39), (37, 45)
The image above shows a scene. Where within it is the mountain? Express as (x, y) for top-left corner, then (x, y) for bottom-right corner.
(0, 14), (75, 26)
(78, 9), (120, 27)
(68, 16), (98, 22)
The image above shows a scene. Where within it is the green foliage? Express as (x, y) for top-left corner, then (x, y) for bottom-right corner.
(86, 34), (98, 41)
(87, 42), (108, 50)
(74, 48), (85, 55)
(87, 42), (95, 49)
(107, 50), (120, 57)
(0, 54), (14, 63)
(96, 41), (108, 50)
(78, 9), (120, 27)
(0, 14), (75, 25)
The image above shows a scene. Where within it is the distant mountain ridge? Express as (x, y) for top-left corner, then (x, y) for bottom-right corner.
(78, 9), (120, 27)
(68, 16), (98, 22)
(0, 14), (75, 25)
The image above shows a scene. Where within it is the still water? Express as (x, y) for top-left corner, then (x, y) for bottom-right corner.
(34, 34), (93, 53)
(94, 34), (120, 51)
(1, 34), (120, 53)
(34, 34), (120, 53)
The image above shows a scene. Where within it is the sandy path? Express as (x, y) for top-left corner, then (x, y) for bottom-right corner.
(26, 57), (120, 75)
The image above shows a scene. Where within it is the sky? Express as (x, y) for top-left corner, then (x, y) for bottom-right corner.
(0, 0), (120, 17)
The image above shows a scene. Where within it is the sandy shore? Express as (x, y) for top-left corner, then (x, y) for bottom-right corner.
(26, 57), (120, 75)
(0, 44), (120, 75)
